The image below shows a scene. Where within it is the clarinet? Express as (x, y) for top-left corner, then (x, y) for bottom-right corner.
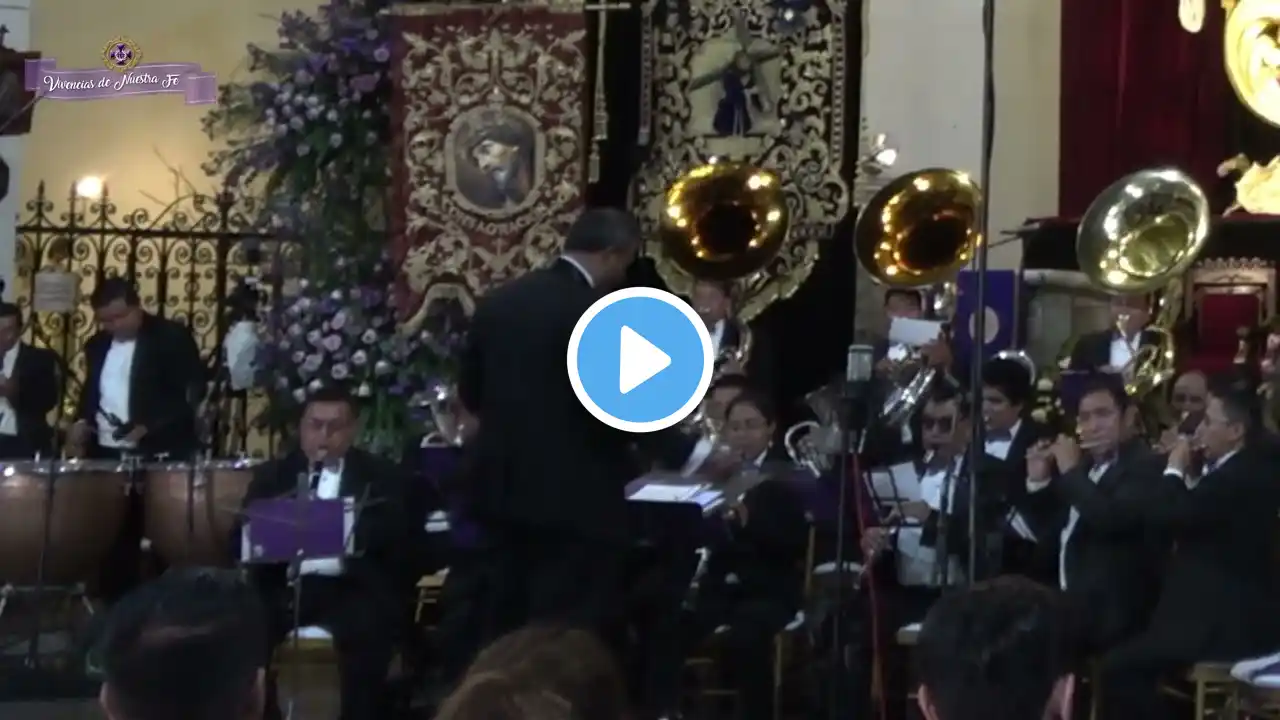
(932, 453), (960, 588)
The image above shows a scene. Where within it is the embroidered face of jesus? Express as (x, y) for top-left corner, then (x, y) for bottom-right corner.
(471, 138), (519, 182)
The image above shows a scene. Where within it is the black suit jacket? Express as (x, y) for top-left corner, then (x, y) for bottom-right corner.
(1141, 447), (1280, 661)
(75, 313), (204, 456)
(237, 448), (422, 600)
(7, 343), (59, 454)
(705, 450), (810, 606)
(1068, 329), (1159, 372)
(1019, 439), (1166, 651)
(459, 259), (694, 540)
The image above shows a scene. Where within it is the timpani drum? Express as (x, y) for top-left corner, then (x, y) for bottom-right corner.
(143, 457), (263, 567)
(0, 459), (131, 586)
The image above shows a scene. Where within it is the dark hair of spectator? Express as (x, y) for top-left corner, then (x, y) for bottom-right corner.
(915, 576), (1073, 720)
(98, 568), (267, 720)
(90, 277), (141, 309)
(1208, 372), (1258, 431)
(1076, 374), (1130, 413)
(305, 385), (356, 411)
(444, 625), (627, 720)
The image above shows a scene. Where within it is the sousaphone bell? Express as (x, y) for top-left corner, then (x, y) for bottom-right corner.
(1224, 0), (1280, 128)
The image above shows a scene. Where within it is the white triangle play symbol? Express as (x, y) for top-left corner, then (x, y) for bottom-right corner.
(619, 325), (671, 394)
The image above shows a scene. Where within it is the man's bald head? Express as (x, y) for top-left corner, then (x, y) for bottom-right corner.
(1172, 371), (1208, 416)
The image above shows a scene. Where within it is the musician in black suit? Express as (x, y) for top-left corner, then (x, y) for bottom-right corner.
(980, 356), (1048, 580)
(239, 386), (423, 720)
(678, 389), (808, 720)
(1097, 377), (1280, 719)
(1068, 294), (1158, 372)
(691, 279), (775, 396)
(855, 384), (1015, 720)
(1020, 377), (1165, 662)
(0, 302), (59, 457)
(67, 278), (204, 459)
(459, 208), (701, 642)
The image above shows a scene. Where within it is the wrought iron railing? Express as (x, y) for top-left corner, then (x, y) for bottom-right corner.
(12, 183), (296, 457)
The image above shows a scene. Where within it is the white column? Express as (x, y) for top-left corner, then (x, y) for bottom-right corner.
(858, 0), (1061, 270)
(0, 0), (31, 300)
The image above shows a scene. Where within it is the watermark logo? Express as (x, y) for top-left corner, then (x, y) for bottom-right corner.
(25, 38), (216, 104)
(102, 37), (142, 73)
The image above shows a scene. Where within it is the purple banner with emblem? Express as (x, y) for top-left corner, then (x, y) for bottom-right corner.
(25, 58), (216, 104)
(953, 270), (1020, 361)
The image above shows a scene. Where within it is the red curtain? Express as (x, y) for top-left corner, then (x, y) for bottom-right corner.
(1058, 0), (1227, 216)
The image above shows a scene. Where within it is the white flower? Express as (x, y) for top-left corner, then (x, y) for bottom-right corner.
(331, 311), (347, 331)
(277, 376), (290, 389)
(289, 116), (304, 131)
(306, 107), (321, 121)
(332, 363), (350, 380)
(330, 290), (344, 302)
(374, 359), (391, 375)
(373, 47), (390, 63)
(306, 95), (320, 107)
(292, 388), (307, 402)
(308, 379), (323, 392)
(357, 382), (372, 397)
(294, 69), (312, 85)
(326, 109), (339, 122)
(329, 133), (343, 148)
(361, 330), (378, 345)
(291, 351), (305, 364)
(298, 144), (311, 157)
(306, 329), (322, 345)
(351, 350), (368, 366)
(323, 335), (342, 352)
(302, 354), (323, 373)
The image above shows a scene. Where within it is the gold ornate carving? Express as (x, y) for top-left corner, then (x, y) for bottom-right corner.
(392, 4), (587, 327)
(632, 1), (851, 321)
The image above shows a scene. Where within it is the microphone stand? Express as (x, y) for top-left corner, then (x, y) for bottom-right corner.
(964, 0), (997, 585)
(828, 347), (872, 720)
(285, 457), (322, 720)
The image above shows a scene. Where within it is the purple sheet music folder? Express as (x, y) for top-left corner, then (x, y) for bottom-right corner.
(240, 498), (353, 564)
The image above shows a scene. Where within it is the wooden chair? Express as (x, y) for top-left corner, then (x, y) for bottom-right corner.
(1160, 662), (1236, 720)
(415, 569), (448, 627)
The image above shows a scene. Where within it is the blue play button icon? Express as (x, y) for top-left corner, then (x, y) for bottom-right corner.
(567, 287), (715, 433)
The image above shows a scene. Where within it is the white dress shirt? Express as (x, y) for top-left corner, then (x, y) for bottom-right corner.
(300, 461), (347, 576)
(0, 344), (19, 437)
(559, 255), (595, 288)
(1039, 461), (1110, 590)
(711, 320), (726, 357)
(897, 455), (965, 587)
(1108, 333), (1141, 370)
(98, 340), (137, 449)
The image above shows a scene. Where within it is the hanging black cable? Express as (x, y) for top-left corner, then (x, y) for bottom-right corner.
(966, 0), (998, 584)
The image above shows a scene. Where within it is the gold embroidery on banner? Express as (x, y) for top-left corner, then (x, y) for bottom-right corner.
(395, 5), (587, 326)
(632, 0), (851, 321)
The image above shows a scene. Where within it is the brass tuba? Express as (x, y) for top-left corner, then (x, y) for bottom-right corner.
(1076, 167), (1211, 403)
(854, 168), (984, 426)
(1224, 0), (1280, 128)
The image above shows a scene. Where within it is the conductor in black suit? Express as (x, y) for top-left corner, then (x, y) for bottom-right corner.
(0, 302), (59, 457)
(239, 386), (422, 720)
(67, 278), (205, 459)
(1098, 377), (1280, 718)
(1068, 294), (1158, 372)
(459, 208), (704, 642)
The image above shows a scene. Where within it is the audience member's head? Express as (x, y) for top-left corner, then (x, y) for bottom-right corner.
(438, 625), (627, 720)
(915, 577), (1074, 720)
(1171, 370), (1208, 417)
(98, 568), (268, 720)
(1198, 373), (1257, 460)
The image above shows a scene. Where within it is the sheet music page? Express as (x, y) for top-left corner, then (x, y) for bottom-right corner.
(630, 484), (700, 503)
(691, 489), (723, 509)
(868, 462), (922, 504)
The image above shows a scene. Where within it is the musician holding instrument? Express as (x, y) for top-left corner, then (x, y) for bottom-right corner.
(692, 279), (774, 389)
(980, 356), (1047, 580)
(1068, 294), (1159, 373)
(1019, 378), (1164, 661)
(0, 302), (59, 458)
(239, 386), (421, 720)
(853, 385), (1014, 717)
(674, 390), (808, 720)
(1097, 377), (1280, 719)
(66, 278), (205, 459)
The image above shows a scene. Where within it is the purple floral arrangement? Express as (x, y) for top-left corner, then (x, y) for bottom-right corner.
(258, 253), (465, 456)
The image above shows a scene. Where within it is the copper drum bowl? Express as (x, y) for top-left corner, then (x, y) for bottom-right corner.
(143, 458), (262, 567)
(0, 459), (131, 587)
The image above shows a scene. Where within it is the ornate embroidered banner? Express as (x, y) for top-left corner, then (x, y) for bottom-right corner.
(389, 2), (587, 327)
(631, 2), (852, 321)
